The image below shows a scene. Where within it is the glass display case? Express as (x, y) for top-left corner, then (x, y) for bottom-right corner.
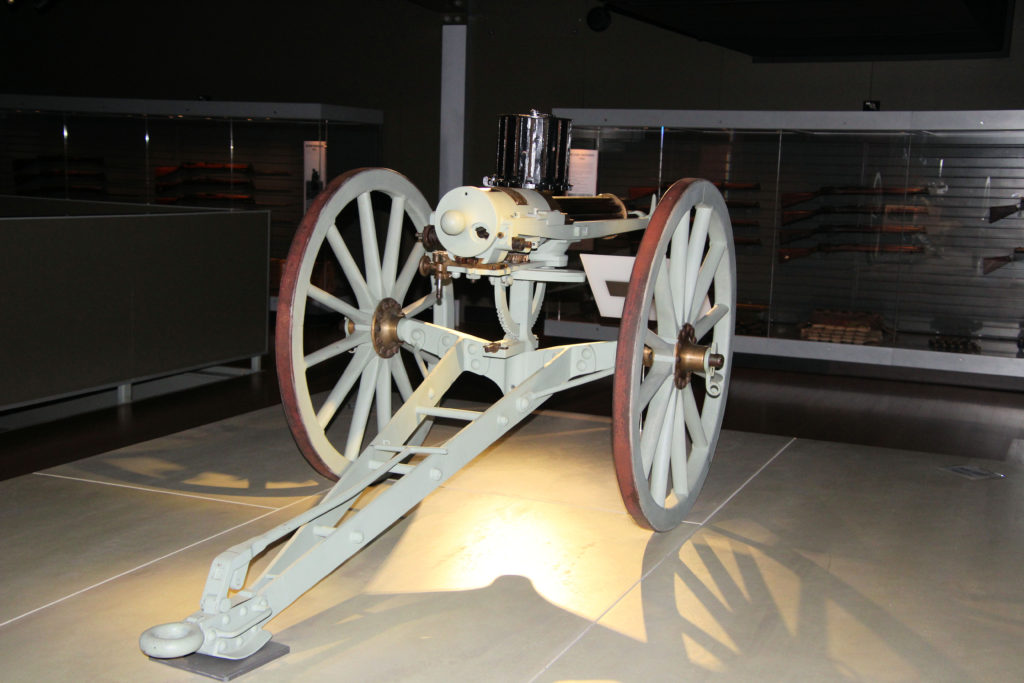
(554, 108), (1024, 382)
(0, 95), (382, 262)
(0, 96), (383, 409)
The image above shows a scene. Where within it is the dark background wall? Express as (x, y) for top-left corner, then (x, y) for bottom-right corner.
(0, 0), (444, 198)
(4, 0), (1024, 200)
(464, 0), (1024, 184)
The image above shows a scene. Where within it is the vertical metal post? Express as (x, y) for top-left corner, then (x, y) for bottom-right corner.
(439, 23), (467, 197)
(117, 383), (132, 405)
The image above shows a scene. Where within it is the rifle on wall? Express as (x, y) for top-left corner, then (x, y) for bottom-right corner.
(782, 185), (927, 208)
(782, 204), (928, 226)
(778, 223), (926, 244)
(726, 199), (760, 209)
(628, 180), (760, 200)
(981, 247), (1024, 274)
(778, 243), (924, 262)
(988, 199), (1023, 223)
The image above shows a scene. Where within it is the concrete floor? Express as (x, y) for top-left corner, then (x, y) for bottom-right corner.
(0, 402), (1021, 681)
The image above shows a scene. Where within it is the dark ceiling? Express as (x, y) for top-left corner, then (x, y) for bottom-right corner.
(597, 0), (1016, 61)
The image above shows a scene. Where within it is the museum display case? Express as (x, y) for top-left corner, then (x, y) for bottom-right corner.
(554, 108), (1024, 381)
(0, 96), (382, 409)
(0, 96), (383, 260)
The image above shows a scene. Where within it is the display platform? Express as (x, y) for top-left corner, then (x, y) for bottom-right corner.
(0, 400), (1020, 681)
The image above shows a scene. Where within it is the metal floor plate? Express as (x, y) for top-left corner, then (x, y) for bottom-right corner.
(149, 642), (289, 681)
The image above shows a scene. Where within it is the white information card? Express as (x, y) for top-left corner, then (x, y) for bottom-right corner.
(567, 148), (598, 196)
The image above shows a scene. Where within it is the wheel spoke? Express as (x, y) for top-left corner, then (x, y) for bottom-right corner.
(412, 348), (429, 378)
(303, 331), (369, 369)
(690, 240), (726, 327)
(682, 384), (708, 449)
(683, 205), (712, 322)
(653, 262), (677, 336)
(669, 208), (689, 327)
(374, 358), (392, 433)
(644, 328), (674, 356)
(343, 357), (380, 461)
(637, 362), (672, 411)
(380, 195), (406, 295)
(394, 243), (426, 304)
(649, 390), (676, 506)
(402, 293), (434, 319)
(389, 354), (414, 401)
(357, 192), (384, 300)
(639, 380), (674, 476)
(307, 285), (369, 323)
(670, 390), (689, 496)
(326, 225), (372, 310)
(692, 303), (730, 341)
(316, 345), (372, 429)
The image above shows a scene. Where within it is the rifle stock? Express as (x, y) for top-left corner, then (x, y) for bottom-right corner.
(778, 223), (926, 244)
(781, 185), (927, 208)
(778, 243), (923, 262)
(988, 199), (1023, 223)
(628, 180), (760, 200)
(782, 204), (928, 226)
(981, 246), (1024, 274)
(726, 199), (760, 209)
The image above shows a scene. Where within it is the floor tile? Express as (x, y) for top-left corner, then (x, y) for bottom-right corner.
(0, 473), (272, 625)
(44, 404), (329, 508)
(8, 402), (1022, 683)
(684, 430), (794, 523)
(445, 406), (794, 523)
(0, 498), (319, 682)
(539, 441), (1024, 682)
(243, 487), (701, 683)
(0, 475), (696, 682)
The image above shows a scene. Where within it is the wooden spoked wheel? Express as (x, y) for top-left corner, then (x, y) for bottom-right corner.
(612, 179), (736, 531)
(277, 168), (453, 479)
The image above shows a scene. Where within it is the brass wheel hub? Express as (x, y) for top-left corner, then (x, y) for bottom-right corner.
(370, 298), (405, 358)
(674, 323), (724, 389)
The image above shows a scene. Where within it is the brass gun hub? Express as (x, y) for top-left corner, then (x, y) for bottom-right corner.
(370, 298), (405, 358)
(674, 323), (724, 389)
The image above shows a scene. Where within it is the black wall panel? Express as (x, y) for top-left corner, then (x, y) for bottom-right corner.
(0, 209), (268, 407)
